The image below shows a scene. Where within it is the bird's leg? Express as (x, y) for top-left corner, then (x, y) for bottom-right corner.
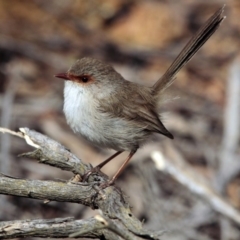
(105, 149), (137, 186)
(97, 151), (123, 169)
(82, 151), (123, 181)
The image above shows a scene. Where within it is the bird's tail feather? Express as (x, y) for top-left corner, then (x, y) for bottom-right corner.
(152, 5), (225, 96)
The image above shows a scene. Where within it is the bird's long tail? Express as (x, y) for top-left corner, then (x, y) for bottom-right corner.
(152, 5), (225, 96)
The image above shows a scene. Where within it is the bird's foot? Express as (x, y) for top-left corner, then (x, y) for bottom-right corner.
(82, 166), (101, 182)
(82, 151), (123, 183)
(98, 178), (115, 189)
(82, 167), (115, 188)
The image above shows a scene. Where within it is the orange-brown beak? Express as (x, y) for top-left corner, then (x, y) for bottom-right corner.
(54, 73), (70, 80)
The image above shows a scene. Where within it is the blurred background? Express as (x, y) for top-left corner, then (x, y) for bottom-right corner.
(0, 0), (240, 239)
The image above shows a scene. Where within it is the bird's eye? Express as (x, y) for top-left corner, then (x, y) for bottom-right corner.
(81, 76), (89, 83)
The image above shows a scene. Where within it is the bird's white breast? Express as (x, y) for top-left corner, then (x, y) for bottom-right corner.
(63, 81), (102, 143)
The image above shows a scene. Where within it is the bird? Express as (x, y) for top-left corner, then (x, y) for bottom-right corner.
(55, 6), (225, 185)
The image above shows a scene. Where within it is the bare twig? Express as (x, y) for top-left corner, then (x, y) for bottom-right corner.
(151, 143), (240, 225)
(0, 128), (24, 138)
(0, 217), (109, 239)
(215, 57), (240, 193)
(71, 215), (137, 240)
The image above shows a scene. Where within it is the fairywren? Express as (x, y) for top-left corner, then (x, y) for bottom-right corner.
(55, 6), (225, 185)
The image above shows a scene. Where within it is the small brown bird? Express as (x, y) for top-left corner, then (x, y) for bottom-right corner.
(55, 6), (225, 185)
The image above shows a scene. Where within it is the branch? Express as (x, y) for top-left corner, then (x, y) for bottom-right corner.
(0, 127), (162, 240)
(151, 143), (240, 225)
(0, 174), (96, 207)
(215, 58), (240, 193)
(0, 217), (112, 239)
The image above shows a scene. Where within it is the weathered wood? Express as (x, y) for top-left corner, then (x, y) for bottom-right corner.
(0, 127), (162, 240)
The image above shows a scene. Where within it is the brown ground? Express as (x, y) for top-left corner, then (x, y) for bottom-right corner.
(0, 1), (240, 239)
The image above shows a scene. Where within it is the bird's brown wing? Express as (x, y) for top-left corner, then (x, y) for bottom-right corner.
(123, 103), (174, 139)
(99, 84), (173, 139)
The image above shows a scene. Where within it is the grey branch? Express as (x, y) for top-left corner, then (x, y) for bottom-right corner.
(0, 217), (116, 239)
(215, 58), (240, 193)
(0, 127), (162, 240)
(151, 143), (240, 225)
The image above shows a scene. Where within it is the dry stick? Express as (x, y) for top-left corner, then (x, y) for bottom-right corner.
(0, 217), (108, 239)
(70, 215), (136, 240)
(151, 143), (240, 226)
(0, 127), (162, 240)
(216, 58), (240, 240)
(215, 58), (240, 193)
(0, 128), (24, 138)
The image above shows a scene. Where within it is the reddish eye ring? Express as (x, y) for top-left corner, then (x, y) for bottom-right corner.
(81, 76), (89, 83)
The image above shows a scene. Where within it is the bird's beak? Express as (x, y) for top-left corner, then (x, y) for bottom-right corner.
(54, 72), (70, 80)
